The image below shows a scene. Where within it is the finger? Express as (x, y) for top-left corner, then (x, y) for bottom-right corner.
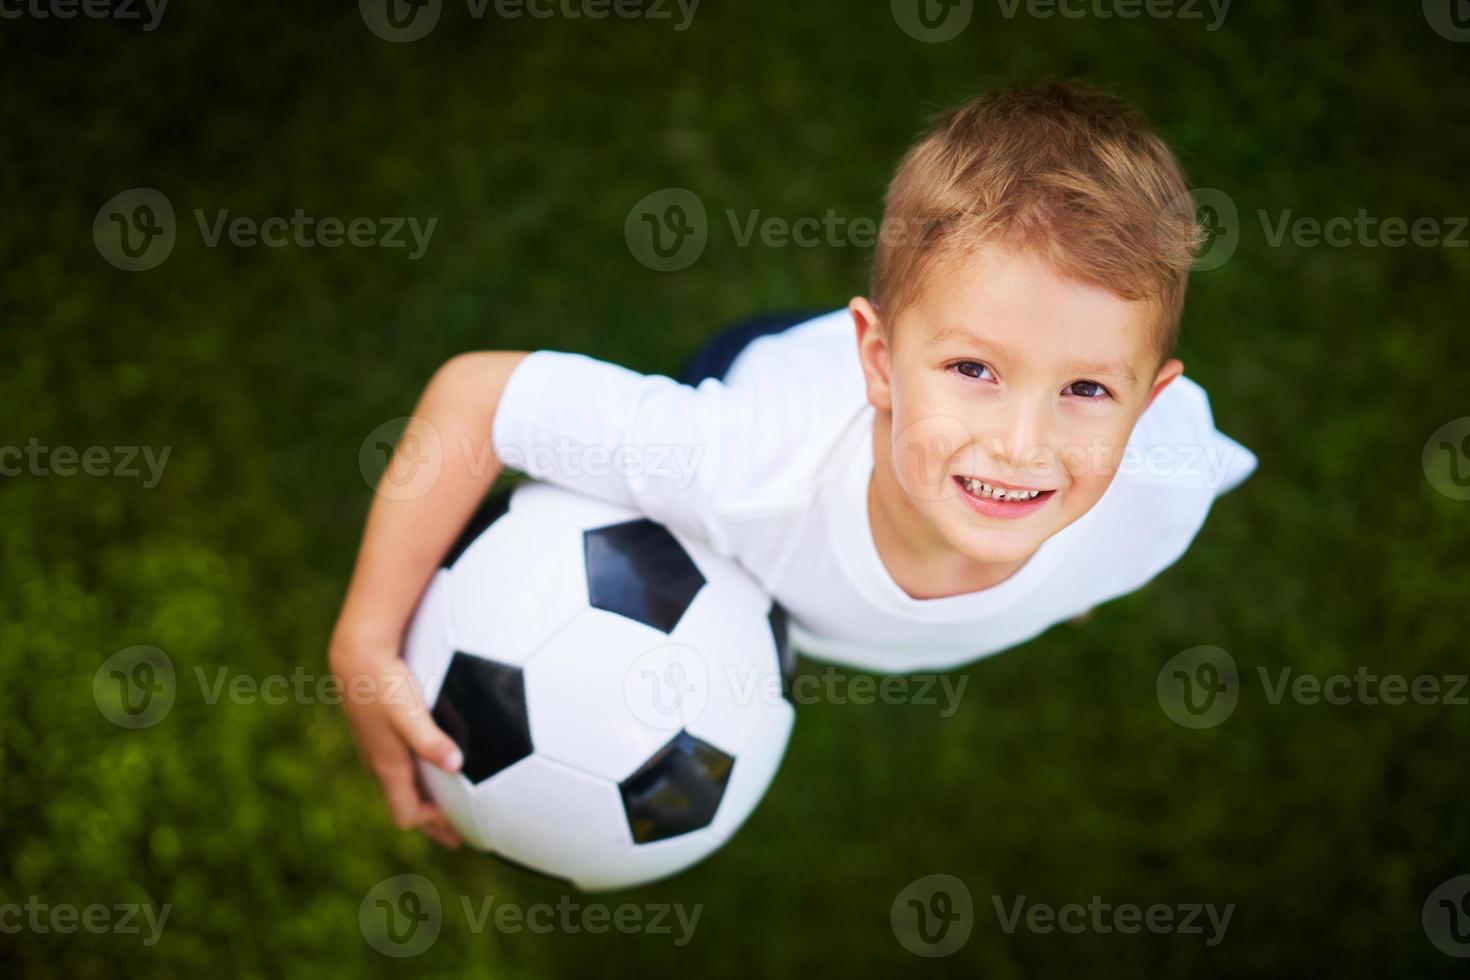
(380, 762), (439, 832)
(412, 764), (465, 849)
(418, 812), (463, 849)
(358, 721), (435, 831)
(385, 681), (464, 773)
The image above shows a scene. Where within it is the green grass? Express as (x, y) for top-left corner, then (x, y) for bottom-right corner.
(2, 1), (1468, 976)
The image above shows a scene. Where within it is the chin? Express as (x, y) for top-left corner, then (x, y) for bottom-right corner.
(947, 524), (1046, 569)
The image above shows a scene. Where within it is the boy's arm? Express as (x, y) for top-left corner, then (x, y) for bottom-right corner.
(328, 350), (529, 847)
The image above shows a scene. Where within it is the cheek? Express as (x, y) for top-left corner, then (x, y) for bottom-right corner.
(887, 372), (973, 501)
(1057, 417), (1133, 496)
(890, 409), (971, 502)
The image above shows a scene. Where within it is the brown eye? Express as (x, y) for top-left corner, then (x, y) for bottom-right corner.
(953, 361), (992, 380)
(1067, 380), (1109, 399)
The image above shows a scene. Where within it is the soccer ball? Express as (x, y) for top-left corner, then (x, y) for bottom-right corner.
(402, 480), (796, 891)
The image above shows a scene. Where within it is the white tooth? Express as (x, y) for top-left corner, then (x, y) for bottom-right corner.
(981, 483), (994, 496)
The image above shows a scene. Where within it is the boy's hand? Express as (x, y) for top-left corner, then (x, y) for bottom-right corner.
(330, 630), (465, 849)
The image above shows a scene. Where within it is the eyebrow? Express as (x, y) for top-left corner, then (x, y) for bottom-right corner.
(929, 325), (1138, 388)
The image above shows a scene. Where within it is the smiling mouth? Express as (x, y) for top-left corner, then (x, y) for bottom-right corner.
(952, 473), (1058, 514)
(953, 475), (1056, 504)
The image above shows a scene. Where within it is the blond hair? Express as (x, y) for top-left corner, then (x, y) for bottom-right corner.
(871, 81), (1204, 357)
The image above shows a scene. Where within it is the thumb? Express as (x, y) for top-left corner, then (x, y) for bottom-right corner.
(383, 668), (464, 772)
(392, 700), (463, 772)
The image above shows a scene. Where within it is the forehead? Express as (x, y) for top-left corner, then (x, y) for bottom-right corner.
(897, 244), (1160, 369)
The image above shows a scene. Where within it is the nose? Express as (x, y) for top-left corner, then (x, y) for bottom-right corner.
(980, 393), (1051, 478)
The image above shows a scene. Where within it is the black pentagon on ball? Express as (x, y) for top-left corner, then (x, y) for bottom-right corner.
(583, 519), (705, 634)
(431, 652), (533, 784)
(619, 730), (734, 844)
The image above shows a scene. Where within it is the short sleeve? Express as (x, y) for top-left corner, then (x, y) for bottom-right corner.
(490, 350), (740, 550)
(1125, 376), (1257, 496)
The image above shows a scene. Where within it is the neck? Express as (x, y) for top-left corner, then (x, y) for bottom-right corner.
(866, 410), (1028, 599)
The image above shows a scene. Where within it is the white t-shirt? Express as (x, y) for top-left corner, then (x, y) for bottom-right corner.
(491, 309), (1256, 673)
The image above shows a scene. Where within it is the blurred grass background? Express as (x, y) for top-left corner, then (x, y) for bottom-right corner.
(2, 0), (1469, 976)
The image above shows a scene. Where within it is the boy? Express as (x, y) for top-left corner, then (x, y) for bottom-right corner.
(329, 81), (1256, 847)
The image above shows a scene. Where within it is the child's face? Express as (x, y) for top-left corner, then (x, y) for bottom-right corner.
(853, 244), (1184, 569)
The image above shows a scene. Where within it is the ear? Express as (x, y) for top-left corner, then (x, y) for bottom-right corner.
(1142, 357), (1185, 413)
(850, 297), (893, 413)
